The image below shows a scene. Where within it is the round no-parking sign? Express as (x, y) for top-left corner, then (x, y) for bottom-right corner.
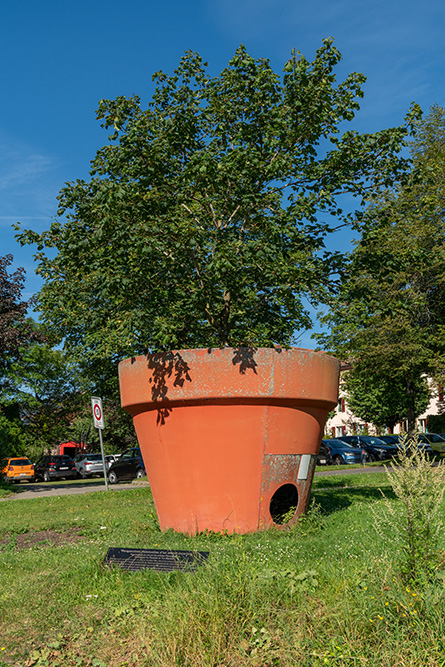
(91, 396), (105, 429)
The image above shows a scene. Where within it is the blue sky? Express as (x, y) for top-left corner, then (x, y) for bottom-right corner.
(1, 0), (444, 345)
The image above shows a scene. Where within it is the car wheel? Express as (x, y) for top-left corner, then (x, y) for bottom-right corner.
(108, 470), (118, 484)
(136, 468), (145, 479)
(366, 453), (376, 463)
(333, 455), (343, 465)
(43, 470), (50, 483)
(79, 470), (88, 479)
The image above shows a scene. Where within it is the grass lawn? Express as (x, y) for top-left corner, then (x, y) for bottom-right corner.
(1, 472), (445, 666)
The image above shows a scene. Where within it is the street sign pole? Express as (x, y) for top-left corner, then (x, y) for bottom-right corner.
(91, 396), (108, 491)
(97, 428), (108, 491)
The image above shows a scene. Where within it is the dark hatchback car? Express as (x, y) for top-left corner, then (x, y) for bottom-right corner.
(34, 455), (77, 482)
(317, 442), (331, 465)
(337, 435), (398, 462)
(107, 447), (146, 484)
(321, 439), (365, 465)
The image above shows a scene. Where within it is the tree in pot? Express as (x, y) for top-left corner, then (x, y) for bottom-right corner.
(18, 41), (420, 532)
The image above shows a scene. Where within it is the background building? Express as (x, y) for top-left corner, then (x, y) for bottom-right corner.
(325, 365), (444, 436)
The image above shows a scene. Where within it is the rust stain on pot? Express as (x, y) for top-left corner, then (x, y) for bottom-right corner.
(259, 453), (317, 528)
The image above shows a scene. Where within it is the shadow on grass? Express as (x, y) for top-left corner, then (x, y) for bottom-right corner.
(311, 483), (396, 515)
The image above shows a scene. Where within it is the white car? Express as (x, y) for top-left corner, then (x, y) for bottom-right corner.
(104, 454), (121, 470)
(74, 453), (106, 478)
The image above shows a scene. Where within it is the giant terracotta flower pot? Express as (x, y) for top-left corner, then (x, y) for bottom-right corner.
(119, 347), (339, 534)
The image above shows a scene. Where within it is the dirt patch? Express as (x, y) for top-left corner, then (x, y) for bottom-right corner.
(0, 527), (86, 550)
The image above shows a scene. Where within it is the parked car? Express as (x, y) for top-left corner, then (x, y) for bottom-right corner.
(107, 447), (145, 484)
(34, 455), (77, 482)
(377, 434), (400, 445)
(417, 433), (445, 454)
(0, 457), (35, 483)
(317, 442), (331, 465)
(378, 434), (433, 456)
(73, 453), (106, 478)
(337, 435), (398, 462)
(321, 439), (365, 465)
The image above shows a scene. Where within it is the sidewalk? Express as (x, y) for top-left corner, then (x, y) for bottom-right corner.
(0, 480), (150, 501)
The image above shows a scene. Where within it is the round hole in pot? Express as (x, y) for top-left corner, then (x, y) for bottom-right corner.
(269, 484), (299, 525)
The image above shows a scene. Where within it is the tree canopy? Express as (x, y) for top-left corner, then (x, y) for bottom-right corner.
(18, 40), (419, 364)
(316, 105), (445, 431)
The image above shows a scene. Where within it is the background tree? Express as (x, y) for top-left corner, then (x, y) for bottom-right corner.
(0, 411), (27, 459)
(0, 254), (42, 388)
(343, 364), (430, 432)
(2, 342), (136, 458)
(317, 105), (445, 432)
(0, 255), (45, 458)
(18, 41), (419, 374)
(0, 256), (135, 458)
(427, 413), (445, 433)
(2, 343), (83, 458)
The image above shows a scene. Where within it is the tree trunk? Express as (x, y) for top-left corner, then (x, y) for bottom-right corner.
(405, 378), (416, 435)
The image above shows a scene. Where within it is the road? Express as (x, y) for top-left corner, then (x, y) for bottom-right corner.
(1, 466), (387, 501)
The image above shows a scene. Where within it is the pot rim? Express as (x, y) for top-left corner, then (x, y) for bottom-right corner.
(119, 346), (340, 412)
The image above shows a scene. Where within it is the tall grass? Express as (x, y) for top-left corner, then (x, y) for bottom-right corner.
(1, 472), (445, 666)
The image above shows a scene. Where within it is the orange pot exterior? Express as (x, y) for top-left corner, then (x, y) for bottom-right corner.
(119, 348), (339, 534)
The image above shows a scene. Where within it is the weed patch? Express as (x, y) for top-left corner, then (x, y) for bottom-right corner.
(373, 434), (445, 582)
